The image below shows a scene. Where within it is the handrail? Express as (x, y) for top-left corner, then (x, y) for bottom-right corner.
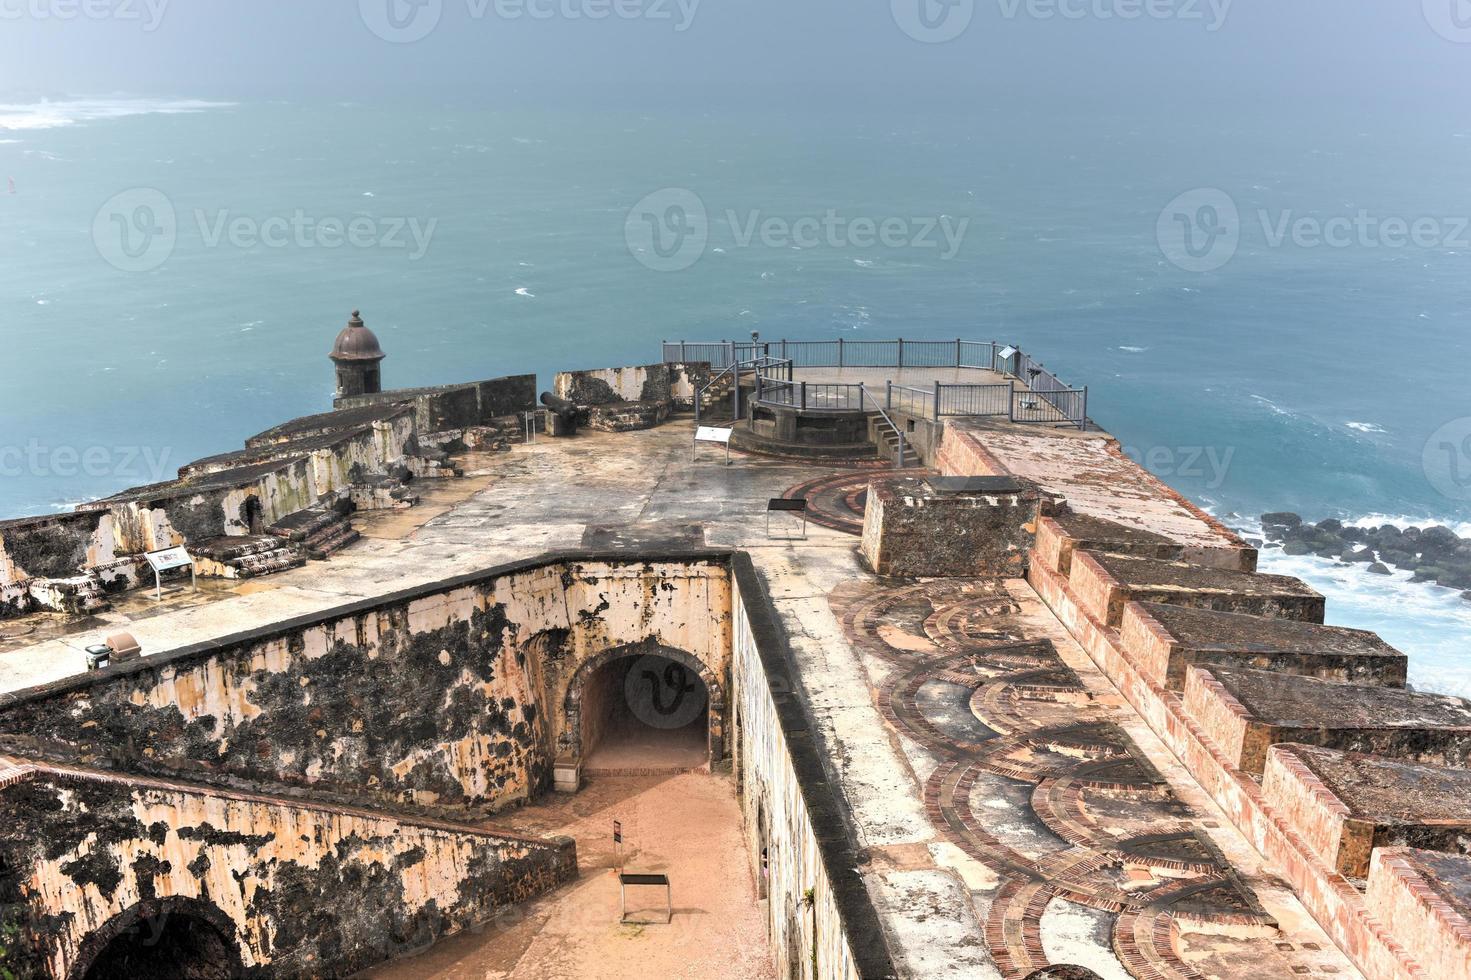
(859, 384), (907, 469)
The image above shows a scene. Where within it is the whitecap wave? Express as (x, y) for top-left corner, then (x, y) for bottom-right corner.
(1238, 514), (1471, 697)
(1117, 346), (1148, 353)
(1345, 421), (1386, 434)
(514, 287), (535, 298)
(853, 259), (876, 268)
(0, 98), (234, 132)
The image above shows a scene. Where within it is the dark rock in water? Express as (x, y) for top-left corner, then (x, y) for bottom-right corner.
(1402, 526), (1423, 540)
(1245, 537), (1264, 548)
(1283, 541), (1313, 556)
(1368, 563), (1392, 575)
(1413, 566), (1448, 584)
(1317, 518), (1345, 534)
(1420, 526), (1462, 556)
(1344, 547), (1378, 564)
(1340, 525), (1366, 543)
(1261, 512), (1302, 534)
(1316, 547), (1343, 560)
(1464, 591), (1471, 603)
(1380, 550), (1420, 571)
(1437, 564), (1471, 590)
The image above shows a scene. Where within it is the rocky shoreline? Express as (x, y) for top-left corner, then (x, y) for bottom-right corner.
(1259, 513), (1471, 601)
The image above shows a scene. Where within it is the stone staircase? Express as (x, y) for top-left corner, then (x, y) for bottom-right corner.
(869, 412), (907, 464)
(192, 536), (307, 580)
(697, 372), (737, 421)
(27, 575), (108, 615)
(268, 506), (361, 561)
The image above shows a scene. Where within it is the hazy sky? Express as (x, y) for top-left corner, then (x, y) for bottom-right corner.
(0, 1), (1467, 110)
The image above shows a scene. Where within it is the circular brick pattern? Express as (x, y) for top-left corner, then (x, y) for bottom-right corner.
(781, 469), (934, 536)
(834, 578), (1293, 978)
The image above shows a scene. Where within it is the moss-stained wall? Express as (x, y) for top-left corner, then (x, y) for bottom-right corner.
(0, 555), (730, 818)
(0, 763), (575, 980)
(553, 363), (707, 410)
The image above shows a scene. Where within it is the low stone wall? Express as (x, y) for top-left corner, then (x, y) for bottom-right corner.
(554, 362), (707, 411)
(334, 375), (537, 434)
(0, 759), (575, 980)
(0, 553), (731, 819)
(731, 555), (896, 980)
(1366, 848), (1471, 980)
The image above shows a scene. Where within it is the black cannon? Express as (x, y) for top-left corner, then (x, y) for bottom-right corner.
(540, 392), (589, 437)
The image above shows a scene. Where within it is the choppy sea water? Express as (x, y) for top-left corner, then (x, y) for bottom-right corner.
(1, 97), (1468, 692)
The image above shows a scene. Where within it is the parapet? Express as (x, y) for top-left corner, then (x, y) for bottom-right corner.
(1067, 552), (1325, 629)
(1121, 601), (1406, 691)
(1033, 512), (1185, 577)
(1262, 743), (1471, 879)
(1183, 665), (1471, 775)
(1365, 848), (1471, 980)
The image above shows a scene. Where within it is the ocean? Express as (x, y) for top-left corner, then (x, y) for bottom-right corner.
(1, 96), (1468, 692)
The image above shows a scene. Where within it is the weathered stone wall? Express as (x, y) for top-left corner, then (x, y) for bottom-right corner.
(0, 512), (149, 614)
(0, 555), (730, 818)
(554, 363), (707, 411)
(730, 555), (895, 980)
(0, 761), (575, 980)
(334, 375), (537, 433)
(859, 478), (1043, 578)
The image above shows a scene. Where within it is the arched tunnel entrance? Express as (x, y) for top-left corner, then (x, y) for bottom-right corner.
(567, 646), (723, 774)
(73, 900), (243, 980)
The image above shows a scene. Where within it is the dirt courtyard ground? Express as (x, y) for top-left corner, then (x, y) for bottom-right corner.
(362, 772), (775, 980)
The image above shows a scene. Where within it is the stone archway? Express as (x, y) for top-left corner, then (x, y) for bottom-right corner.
(68, 897), (244, 980)
(562, 640), (725, 769)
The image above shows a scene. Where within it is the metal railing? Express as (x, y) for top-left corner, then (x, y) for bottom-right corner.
(664, 338), (1002, 372)
(669, 337), (1088, 429)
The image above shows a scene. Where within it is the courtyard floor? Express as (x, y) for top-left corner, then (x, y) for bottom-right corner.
(361, 771), (774, 980)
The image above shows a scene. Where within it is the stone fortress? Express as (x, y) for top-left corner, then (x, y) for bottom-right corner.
(0, 320), (1466, 979)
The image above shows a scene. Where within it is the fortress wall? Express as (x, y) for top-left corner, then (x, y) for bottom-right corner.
(333, 374), (537, 434)
(0, 511), (116, 585)
(0, 762), (575, 980)
(554, 362), (707, 410)
(1365, 849), (1471, 980)
(1027, 550), (1421, 980)
(731, 555), (895, 980)
(0, 554), (730, 819)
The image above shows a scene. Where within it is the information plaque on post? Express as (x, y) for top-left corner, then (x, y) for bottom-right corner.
(144, 546), (196, 601)
(694, 425), (734, 465)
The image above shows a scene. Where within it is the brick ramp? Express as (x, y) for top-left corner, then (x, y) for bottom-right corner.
(0, 754), (576, 980)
